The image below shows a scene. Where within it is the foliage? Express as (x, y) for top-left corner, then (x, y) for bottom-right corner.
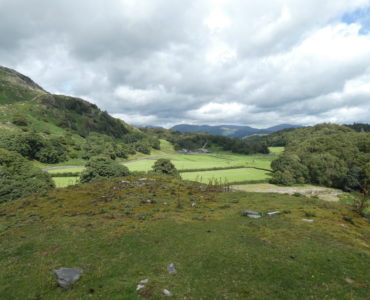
(0, 148), (54, 202)
(152, 158), (179, 176)
(142, 127), (270, 155)
(80, 156), (130, 183)
(0, 131), (68, 163)
(270, 124), (370, 214)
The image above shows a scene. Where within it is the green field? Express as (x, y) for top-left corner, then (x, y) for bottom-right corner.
(46, 148), (281, 187)
(1, 175), (369, 299)
(123, 150), (279, 172)
(181, 168), (270, 183)
(53, 177), (79, 188)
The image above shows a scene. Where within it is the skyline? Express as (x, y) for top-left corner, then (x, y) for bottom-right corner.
(1, 0), (370, 128)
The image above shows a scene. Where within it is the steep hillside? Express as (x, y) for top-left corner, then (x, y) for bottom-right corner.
(0, 66), (46, 104)
(0, 66), (159, 164)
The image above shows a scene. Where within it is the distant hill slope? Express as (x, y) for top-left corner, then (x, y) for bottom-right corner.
(0, 66), (132, 138)
(171, 124), (300, 138)
(0, 66), (159, 164)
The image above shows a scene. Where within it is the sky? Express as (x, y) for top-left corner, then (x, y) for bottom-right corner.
(1, 0), (370, 128)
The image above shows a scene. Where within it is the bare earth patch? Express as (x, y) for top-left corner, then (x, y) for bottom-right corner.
(232, 183), (344, 202)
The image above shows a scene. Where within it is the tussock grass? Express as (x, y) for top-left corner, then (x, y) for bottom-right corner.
(0, 175), (369, 299)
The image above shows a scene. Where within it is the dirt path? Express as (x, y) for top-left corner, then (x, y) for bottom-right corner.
(42, 166), (84, 171)
(232, 183), (344, 202)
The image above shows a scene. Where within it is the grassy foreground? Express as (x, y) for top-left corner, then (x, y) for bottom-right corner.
(1, 175), (369, 299)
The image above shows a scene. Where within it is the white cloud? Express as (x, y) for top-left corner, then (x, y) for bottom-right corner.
(0, 0), (370, 127)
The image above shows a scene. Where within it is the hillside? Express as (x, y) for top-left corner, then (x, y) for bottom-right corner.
(0, 175), (369, 299)
(0, 66), (160, 164)
(171, 124), (300, 138)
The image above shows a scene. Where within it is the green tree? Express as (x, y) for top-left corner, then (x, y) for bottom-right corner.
(80, 156), (130, 183)
(0, 148), (55, 202)
(152, 158), (179, 176)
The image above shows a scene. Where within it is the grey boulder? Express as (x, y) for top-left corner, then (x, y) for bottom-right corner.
(54, 267), (83, 289)
(167, 263), (177, 275)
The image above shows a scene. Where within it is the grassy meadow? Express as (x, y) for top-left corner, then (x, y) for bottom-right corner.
(181, 168), (271, 184)
(1, 175), (369, 299)
(47, 148), (281, 187)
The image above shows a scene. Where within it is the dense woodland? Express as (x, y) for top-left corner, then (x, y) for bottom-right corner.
(268, 124), (370, 205)
(141, 127), (270, 155)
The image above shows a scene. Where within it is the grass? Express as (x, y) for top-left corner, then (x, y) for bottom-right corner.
(0, 175), (369, 299)
(181, 168), (271, 184)
(53, 177), (80, 188)
(123, 149), (281, 172)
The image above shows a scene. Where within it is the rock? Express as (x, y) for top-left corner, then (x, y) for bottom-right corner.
(242, 209), (259, 216)
(191, 202), (196, 207)
(54, 267), (83, 289)
(302, 219), (314, 223)
(267, 211), (281, 216)
(345, 277), (354, 284)
(163, 289), (172, 296)
(247, 214), (261, 219)
(136, 284), (145, 291)
(139, 178), (148, 181)
(139, 278), (149, 284)
(167, 263), (177, 274)
(120, 180), (130, 184)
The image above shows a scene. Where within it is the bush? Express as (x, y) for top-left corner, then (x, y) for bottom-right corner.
(152, 159), (178, 176)
(80, 156), (130, 183)
(0, 148), (55, 202)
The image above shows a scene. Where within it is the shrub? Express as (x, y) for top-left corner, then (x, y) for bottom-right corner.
(152, 158), (178, 176)
(80, 156), (130, 183)
(0, 148), (55, 202)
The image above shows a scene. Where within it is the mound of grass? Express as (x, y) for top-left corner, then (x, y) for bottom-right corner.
(0, 175), (369, 299)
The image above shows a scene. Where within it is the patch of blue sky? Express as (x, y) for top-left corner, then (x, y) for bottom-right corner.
(341, 6), (370, 35)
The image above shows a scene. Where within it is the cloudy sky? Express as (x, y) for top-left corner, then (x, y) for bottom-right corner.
(1, 0), (370, 128)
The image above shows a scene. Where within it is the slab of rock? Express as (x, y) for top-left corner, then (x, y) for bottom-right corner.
(247, 214), (261, 219)
(167, 263), (177, 275)
(302, 219), (314, 223)
(54, 267), (83, 289)
(242, 209), (260, 216)
(267, 211), (281, 216)
(163, 289), (172, 296)
(139, 278), (149, 284)
(136, 284), (145, 291)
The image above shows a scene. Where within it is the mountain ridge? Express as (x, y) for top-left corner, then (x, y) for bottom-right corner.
(171, 123), (301, 138)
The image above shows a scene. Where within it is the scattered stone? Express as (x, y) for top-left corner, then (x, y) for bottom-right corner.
(54, 267), (83, 289)
(140, 199), (152, 204)
(120, 180), (130, 184)
(267, 211), (281, 216)
(163, 289), (172, 296)
(345, 277), (354, 284)
(242, 209), (260, 216)
(247, 214), (261, 219)
(163, 202), (168, 205)
(136, 284), (145, 291)
(302, 219), (314, 223)
(191, 202), (196, 207)
(139, 278), (149, 284)
(167, 263), (177, 275)
(139, 178), (148, 181)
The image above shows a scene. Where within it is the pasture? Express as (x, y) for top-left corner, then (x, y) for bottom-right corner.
(47, 147), (283, 187)
(53, 177), (79, 188)
(181, 168), (271, 184)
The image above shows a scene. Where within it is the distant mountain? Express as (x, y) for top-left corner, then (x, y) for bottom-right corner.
(170, 124), (301, 138)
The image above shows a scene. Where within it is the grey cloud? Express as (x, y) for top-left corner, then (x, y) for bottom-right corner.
(0, 0), (370, 128)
